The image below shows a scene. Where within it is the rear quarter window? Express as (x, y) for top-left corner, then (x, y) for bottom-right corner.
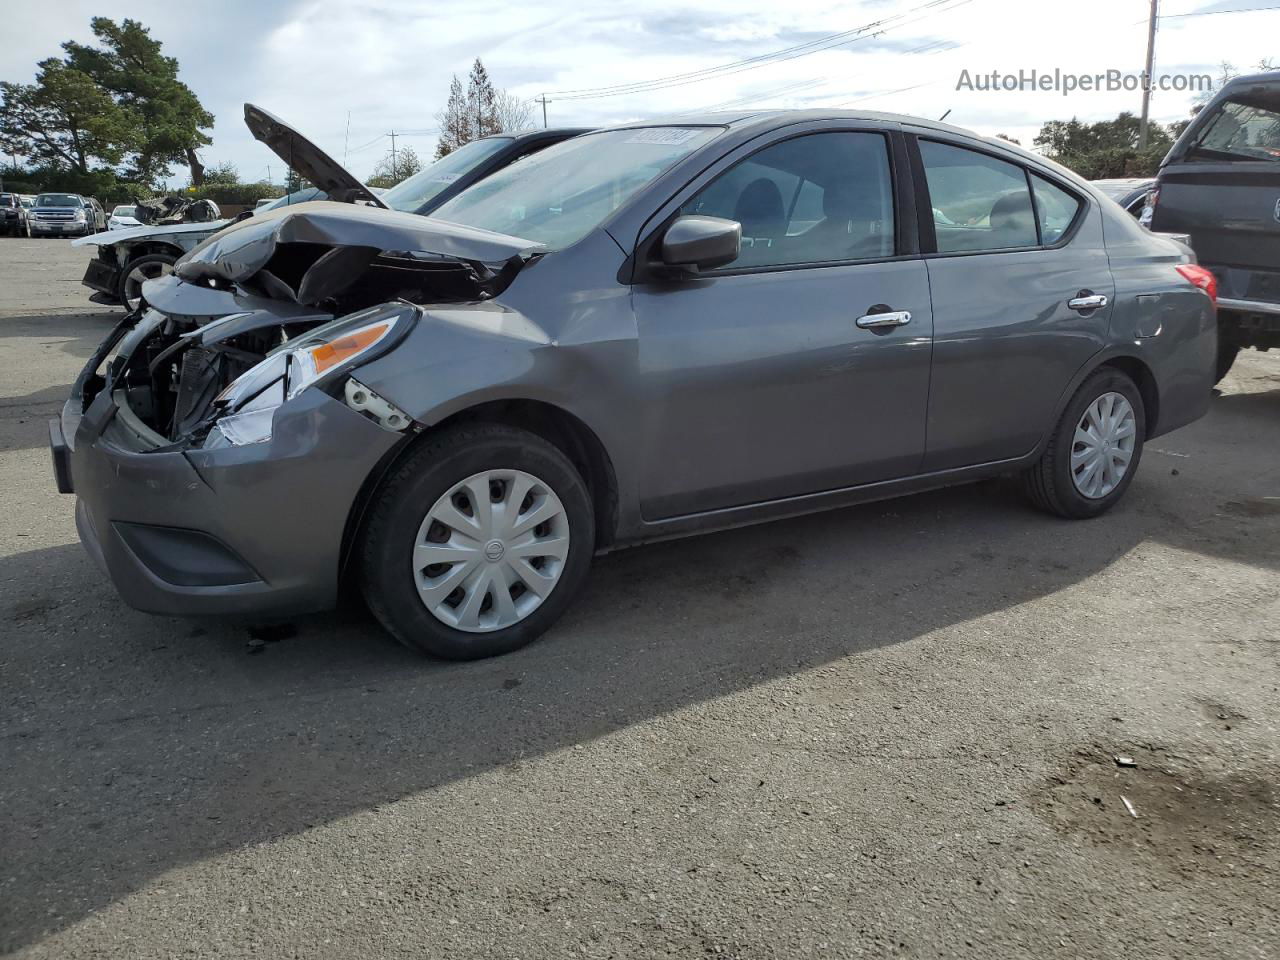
(1031, 175), (1083, 244)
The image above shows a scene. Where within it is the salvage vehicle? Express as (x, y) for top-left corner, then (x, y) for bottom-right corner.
(73, 108), (588, 313)
(1092, 178), (1154, 217)
(51, 108), (1218, 660)
(0, 193), (33, 236)
(1147, 70), (1280, 382)
(29, 193), (97, 237)
(107, 205), (141, 231)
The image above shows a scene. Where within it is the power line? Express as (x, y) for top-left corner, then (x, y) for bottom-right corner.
(1161, 3), (1280, 16)
(542, 0), (974, 102)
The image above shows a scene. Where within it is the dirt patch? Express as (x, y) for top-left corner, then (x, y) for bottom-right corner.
(1034, 746), (1279, 882)
(1221, 498), (1280, 518)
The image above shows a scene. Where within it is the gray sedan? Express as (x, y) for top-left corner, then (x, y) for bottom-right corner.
(52, 110), (1218, 659)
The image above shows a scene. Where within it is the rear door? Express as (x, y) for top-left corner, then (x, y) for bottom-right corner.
(913, 135), (1114, 471)
(1151, 80), (1280, 309)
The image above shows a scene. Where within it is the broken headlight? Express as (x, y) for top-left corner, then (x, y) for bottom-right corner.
(207, 303), (417, 447)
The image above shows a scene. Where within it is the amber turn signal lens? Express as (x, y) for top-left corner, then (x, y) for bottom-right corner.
(307, 322), (391, 374)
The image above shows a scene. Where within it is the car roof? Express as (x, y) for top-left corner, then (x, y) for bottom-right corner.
(498, 127), (594, 147)
(1223, 69), (1280, 89)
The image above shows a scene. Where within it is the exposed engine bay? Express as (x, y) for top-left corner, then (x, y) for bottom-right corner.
(81, 202), (541, 450)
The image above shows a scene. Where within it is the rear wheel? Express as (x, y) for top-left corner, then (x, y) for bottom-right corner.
(1022, 368), (1145, 519)
(116, 253), (176, 314)
(360, 423), (595, 660)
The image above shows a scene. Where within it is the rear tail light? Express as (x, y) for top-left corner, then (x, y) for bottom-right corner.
(1175, 264), (1218, 304)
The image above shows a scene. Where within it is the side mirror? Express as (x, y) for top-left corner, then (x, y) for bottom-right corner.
(660, 215), (741, 272)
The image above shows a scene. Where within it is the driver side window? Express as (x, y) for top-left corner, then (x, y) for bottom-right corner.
(679, 132), (896, 270)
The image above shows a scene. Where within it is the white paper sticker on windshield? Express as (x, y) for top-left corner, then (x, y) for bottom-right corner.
(626, 128), (703, 146)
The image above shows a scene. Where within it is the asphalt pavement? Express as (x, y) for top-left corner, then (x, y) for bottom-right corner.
(1, 238), (1277, 959)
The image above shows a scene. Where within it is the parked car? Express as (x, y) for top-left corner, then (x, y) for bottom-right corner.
(1092, 178), (1154, 216)
(72, 107), (588, 313)
(107, 205), (141, 230)
(1147, 70), (1280, 382)
(51, 108), (1217, 660)
(85, 197), (107, 232)
(1152, 71), (1280, 381)
(0, 192), (33, 236)
(29, 193), (97, 237)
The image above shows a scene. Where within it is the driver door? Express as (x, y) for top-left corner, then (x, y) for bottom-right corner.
(630, 127), (933, 520)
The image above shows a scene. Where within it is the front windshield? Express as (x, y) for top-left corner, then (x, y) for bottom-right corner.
(260, 186), (327, 210)
(37, 194), (82, 208)
(382, 136), (513, 213)
(431, 126), (722, 250)
(112, 205), (136, 217)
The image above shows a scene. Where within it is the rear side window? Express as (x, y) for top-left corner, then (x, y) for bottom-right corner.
(679, 131), (895, 269)
(919, 140), (1036, 253)
(1194, 96), (1280, 163)
(1031, 174), (1082, 243)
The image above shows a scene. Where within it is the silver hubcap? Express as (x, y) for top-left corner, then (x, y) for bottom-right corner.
(413, 469), (570, 632)
(123, 260), (172, 312)
(1072, 391), (1136, 499)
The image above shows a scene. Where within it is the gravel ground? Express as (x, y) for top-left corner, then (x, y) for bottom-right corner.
(1, 238), (1277, 959)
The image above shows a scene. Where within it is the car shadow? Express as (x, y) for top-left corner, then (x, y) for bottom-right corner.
(2, 459), (1275, 951)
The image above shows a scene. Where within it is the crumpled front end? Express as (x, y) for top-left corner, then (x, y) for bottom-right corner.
(54, 202), (540, 618)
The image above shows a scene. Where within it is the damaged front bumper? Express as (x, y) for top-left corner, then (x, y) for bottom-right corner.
(53, 307), (407, 619)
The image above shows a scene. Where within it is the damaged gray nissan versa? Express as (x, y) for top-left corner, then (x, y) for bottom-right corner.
(51, 106), (1219, 659)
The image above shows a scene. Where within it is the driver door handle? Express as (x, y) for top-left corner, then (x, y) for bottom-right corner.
(856, 310), (912, 329)
(1067, 294), (1108, 312)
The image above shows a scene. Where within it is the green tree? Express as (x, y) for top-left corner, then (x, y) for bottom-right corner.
(1033, 112), (1177, 178)
(62, 17), (214, 186)
(465, 59), (501, 141)
(0, 59), (135, 174)
(201, 161), (240, 188)
(436, 74), (469, 158)
(435, 59), (512, 157)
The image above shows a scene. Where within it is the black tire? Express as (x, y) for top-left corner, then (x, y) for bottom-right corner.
(360, 422), (595, 660)
(116, 253), (176, 313)
(1022, 367), (1146, 519)
(1214, 342), (1240, 385)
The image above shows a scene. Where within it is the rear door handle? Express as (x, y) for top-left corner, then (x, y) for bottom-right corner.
(1067, 293), (1108, 312)
(855, 310), (912, 329)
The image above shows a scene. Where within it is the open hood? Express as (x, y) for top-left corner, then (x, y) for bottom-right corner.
(173, 200), (543, 309)
(244, 103), (386, 209)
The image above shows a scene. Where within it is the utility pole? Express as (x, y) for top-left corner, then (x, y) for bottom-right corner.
(344, 110), (351, 166)
(536, 95), (549, 129)
(1138, 0), (1159, 149)
(388, 130), (398, 179)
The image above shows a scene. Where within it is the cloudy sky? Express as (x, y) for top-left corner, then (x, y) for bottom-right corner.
(2, 0), (1277, 185)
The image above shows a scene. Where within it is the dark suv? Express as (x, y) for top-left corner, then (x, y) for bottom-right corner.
(0, 193), (32, 237)
(1147, 71), (1280, 381)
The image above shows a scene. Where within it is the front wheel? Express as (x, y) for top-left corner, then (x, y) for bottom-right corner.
(116, 253), (176, 314)
(360, 423), (595, 660)
(1022, 368), (1145, 519)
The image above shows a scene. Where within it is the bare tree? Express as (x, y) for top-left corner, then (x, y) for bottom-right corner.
(494, 89), (534, 132)
(368, 144), (421, 188)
